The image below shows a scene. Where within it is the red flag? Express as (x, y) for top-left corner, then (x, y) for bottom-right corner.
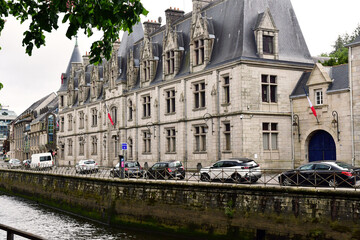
(303, 87), (317, 117)
(105, 103), (114, 125)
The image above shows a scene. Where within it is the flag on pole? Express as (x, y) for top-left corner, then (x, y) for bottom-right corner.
(303, 86), (319, 123)
(105, 103), (114, 125)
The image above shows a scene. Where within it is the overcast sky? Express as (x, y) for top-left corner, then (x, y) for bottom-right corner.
(0, 0), (359, 116)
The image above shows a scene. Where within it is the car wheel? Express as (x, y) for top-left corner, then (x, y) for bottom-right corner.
(200, 173), (210, 182)
(282, 177), (292, 186)
(232, 173), (242, 183)
(329, 179), (338, 188)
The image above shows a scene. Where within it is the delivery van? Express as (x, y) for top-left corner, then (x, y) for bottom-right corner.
(30, 153), (54, 169)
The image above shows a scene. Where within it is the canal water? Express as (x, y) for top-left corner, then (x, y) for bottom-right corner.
(0, 194), (173, 240)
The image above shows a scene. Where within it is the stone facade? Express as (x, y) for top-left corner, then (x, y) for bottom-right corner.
(11, 93), (58, 160)
(57, 0), (315, 168)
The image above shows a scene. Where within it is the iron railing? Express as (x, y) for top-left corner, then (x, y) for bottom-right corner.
(1, 163), (360, 190)
(0, 223), (45, 240)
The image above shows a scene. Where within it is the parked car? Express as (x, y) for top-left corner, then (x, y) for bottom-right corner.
(145, 160), (185, 180)
(200, 158), (262, 183)
(29, 153), (54, 169)
(8, 159), (21, 169)
(75, 159), (99, 174)
(278, 161), (360, 187)
(109, 161), (144, 178)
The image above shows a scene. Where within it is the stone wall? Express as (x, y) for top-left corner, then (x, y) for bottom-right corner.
(1, 170), (360, 239)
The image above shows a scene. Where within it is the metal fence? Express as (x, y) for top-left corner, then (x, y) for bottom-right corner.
(1, 163), (360, 190)
(0, 223), (45, 240)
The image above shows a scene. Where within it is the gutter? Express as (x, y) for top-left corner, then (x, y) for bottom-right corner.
(349, 47), (355, 165)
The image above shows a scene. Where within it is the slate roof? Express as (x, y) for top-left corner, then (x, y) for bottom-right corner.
(58, 43), (83, 92)
(290, 64), (349, 98)
(346, 35), (360, 47)
(60, 0), (314, 101)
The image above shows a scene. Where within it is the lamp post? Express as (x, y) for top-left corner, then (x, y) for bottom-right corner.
(146, 122), (156, 139)
(332, 111), (340, 141)
(203, 113), (214, 135)
(292, 114), (300, 142)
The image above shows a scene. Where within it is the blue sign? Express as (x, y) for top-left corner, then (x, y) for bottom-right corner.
(121, 143), (127, 150)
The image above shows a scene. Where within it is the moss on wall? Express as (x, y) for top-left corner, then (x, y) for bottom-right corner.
(1, 170), (360, 239)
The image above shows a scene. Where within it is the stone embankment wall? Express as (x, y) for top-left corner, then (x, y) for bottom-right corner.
(1, 169), (360, 239)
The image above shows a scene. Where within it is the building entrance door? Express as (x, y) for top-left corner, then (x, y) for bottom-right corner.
(308, 130), (336, 162)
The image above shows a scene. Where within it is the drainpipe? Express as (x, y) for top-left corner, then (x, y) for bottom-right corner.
(183, 79), (188, 169)
(135, 92), (139, 162)
(349, 47), (355, 166)
(290, 98), (295, 169)
(157, 86), (161, 162)
(216, 70), (221, 161)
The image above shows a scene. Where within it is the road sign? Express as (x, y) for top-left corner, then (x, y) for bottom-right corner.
(121, 143), (127, 150)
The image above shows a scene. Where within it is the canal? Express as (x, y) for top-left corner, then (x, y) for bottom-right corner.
(0, 193), (174, 240)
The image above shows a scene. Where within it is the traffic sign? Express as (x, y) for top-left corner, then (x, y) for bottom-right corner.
(121, 143), (127, 150)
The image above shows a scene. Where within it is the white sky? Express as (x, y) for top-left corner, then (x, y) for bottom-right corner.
(0, 0), (359, 115)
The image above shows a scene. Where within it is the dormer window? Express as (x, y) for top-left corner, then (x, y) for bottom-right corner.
(143, 60), (151, 81)
(165, 50), (175, 74)
(254, 8), (279, 60)
(315, 89), (323, 105)
(263, 35), (274, 54)
(194, 39), (205, 65)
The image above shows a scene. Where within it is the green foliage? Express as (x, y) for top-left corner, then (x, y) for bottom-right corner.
(323, 24), (360, 66)
(0, 0), (148, 64)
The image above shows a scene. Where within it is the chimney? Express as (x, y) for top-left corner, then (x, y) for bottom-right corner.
(143, 20), (161, 35)
(82, 53), (90, 66)
(192, 0), (213, 12)
(165, 8), (185, 25)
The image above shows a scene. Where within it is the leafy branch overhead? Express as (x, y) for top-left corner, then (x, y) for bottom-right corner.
(0, 0), (148, 64)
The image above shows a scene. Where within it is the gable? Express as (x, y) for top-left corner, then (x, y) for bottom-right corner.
(307, 63), (332, 87)
(255, 8), (277, 31)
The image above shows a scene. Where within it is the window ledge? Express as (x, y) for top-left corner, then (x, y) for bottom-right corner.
(142, 152), (152, 155)
(142, 116), (151, 120)
(165, 112), (176, 116)
(192, 107), (206, 112)
(193, 151), (207, 154)
(221, 103), (231, 107)
(165, 152), (177, 154)
(261, 102), (278, 105)
(222, 150), (232, 153)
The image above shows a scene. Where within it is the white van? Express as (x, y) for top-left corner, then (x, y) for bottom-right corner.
(30, 153), (54, 169)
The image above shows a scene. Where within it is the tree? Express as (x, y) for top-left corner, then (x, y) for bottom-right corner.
(322, 24), (360, 66)
(0, 0), (148, 64)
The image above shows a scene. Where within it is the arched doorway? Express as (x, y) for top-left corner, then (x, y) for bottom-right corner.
(308, 130), (336, 162)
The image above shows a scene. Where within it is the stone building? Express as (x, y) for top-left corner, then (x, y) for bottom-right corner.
(0, 108), (17, 158)
(11, 93), (58, 160)
(57, 0), (316, 169)
(289, 35), (360, 168)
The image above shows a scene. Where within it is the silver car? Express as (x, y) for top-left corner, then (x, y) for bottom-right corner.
(8, 159), (22, 169)
(75, 159), (99, 174)
(200, 158), (262, 183)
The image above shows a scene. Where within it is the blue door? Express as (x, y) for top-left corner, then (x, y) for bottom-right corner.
(308, 130), (336, 162)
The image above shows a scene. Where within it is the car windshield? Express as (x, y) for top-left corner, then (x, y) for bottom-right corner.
(126, 162), (139, 168)
(236, 160), (257, 166)
(298, 164), (314, 170)
(333, 162), (354, 170)
(85, 160), (95, 164)
(169, 161), (182, 168)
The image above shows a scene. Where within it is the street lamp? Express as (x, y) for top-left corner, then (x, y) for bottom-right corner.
(332, 111), (340, 141)
(292, 114), (300, 142)
(146, 122), (156, 139)
(203, 113), (214, 135)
